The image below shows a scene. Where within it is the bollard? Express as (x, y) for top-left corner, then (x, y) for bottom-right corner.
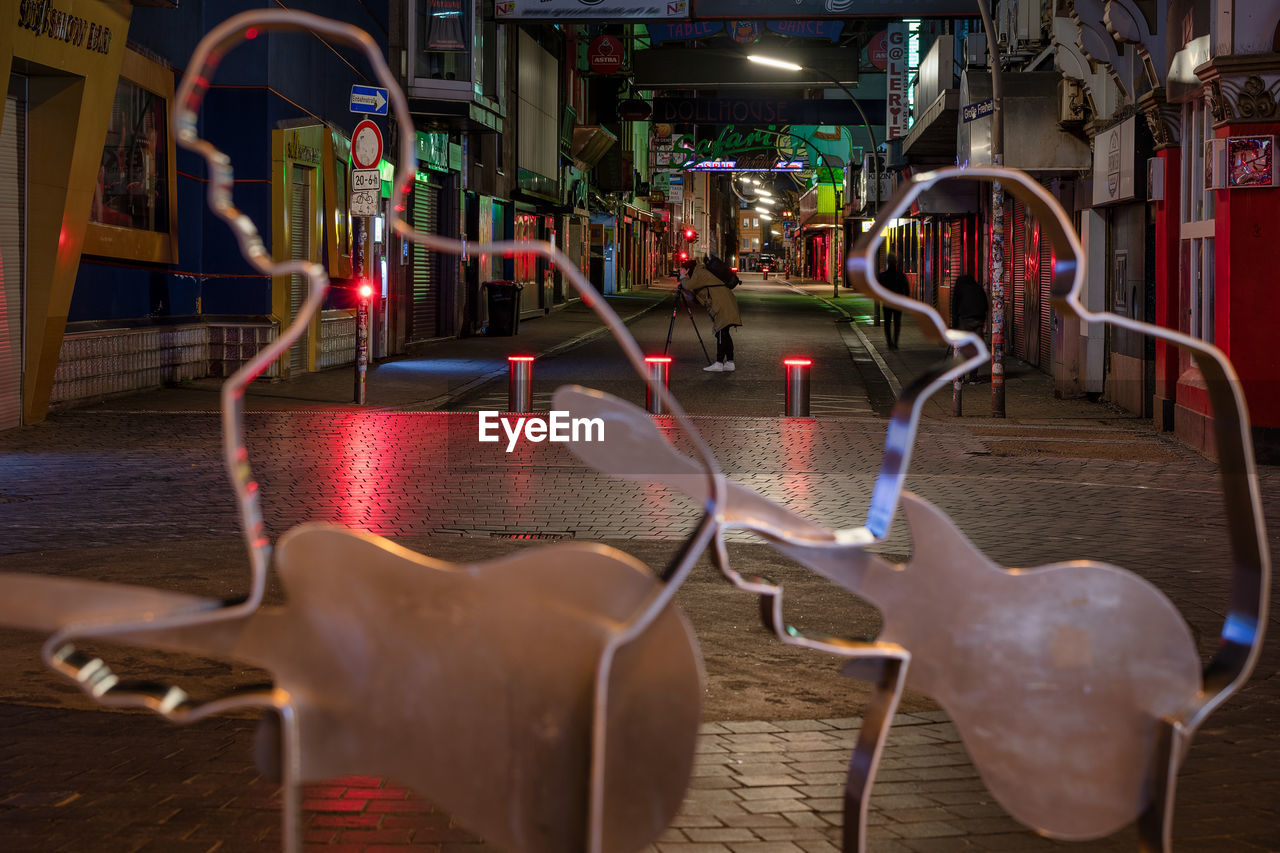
(784, 358), (812, 417)
(508, 355), (534, 412)
(644, 356), (672, 414)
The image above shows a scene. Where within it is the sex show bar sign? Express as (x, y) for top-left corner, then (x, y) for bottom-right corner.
(654, 97), (877, 126)
(646, 20), (843, 44)
(692, 0), (977, 16)
(496, 0), (688, 19)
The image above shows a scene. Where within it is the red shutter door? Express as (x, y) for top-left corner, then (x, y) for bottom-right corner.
(1012, 201), (1026, 361)
(1039, 226), (1053, 369)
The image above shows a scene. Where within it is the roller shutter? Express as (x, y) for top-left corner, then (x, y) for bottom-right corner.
(1039, 227), (1053, 369)
(1012, 201), (1026, 361)
(289, 167), (312, 375)
(0, 91), (25, 429)
(410, 176), (440, 342)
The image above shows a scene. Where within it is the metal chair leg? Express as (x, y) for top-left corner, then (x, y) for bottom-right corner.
(839, 654), (909, 853)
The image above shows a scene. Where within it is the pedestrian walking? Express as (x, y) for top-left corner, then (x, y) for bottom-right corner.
(953, 272), (988, 383)
(679, 258), (742, 372)
(879, 253), (909, 350)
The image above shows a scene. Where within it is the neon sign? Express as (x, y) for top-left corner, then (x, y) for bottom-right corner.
(660, 125), (808, 172)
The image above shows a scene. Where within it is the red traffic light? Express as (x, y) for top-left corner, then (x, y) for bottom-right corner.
(358, 281), (374, 301)
(682, 227), (697, 241)
(678, 250), (689, 261)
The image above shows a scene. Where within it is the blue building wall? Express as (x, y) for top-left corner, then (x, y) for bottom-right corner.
(69, 0), (390, 322)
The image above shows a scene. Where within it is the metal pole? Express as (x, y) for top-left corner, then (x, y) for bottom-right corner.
(354, 217), (371, 405)
(784, 358), (812, 417)
(508, 356), (533, 412)
(644, 356), (672, 414)
(354, 295), (369, 404)
(976, 0), (1006, 417)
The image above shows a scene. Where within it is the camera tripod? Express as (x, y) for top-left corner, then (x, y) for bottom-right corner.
(664, 284), (712, 365)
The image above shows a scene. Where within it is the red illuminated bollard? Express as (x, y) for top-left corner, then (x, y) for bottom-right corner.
(644, 356), (672, 415)
(784, 358), (811, 417)
(354, 281), (373, 405)
(508, 356), (534, 412)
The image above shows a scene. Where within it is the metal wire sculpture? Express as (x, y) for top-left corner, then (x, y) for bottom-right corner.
(0, 9), (1267, 853)
(561, 167), (1270, 851)
(0, 10), (719, 853)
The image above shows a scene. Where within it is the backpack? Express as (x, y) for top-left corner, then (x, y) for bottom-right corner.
(703, 255), (740, 289)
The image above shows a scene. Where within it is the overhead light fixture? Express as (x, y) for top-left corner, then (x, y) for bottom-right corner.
(754, 206), (769, 214)
(757, 189), (772, 197)
(761, 213), (773, 220)
(748, 54), (803, 72)
(756, 197), (775, 205)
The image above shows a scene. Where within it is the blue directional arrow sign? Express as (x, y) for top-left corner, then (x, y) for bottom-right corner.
(350, 84), (389, 116)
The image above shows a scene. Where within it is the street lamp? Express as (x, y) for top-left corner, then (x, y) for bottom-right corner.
(746, 54), (881, 216)
(749, 126), (848, 296)
(746, 53), (881, 302)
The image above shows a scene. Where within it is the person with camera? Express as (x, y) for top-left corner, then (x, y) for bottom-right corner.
(678, 258), (742, 372)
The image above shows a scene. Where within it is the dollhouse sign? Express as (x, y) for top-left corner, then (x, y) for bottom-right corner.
(17, 0), (114, 55)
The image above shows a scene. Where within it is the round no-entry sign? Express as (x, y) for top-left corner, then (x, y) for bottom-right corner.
(351, 119), (383, 169)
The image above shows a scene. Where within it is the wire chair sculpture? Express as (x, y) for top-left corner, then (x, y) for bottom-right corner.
(560, 166), (1270, 851)
(0, 10), (1267, 853)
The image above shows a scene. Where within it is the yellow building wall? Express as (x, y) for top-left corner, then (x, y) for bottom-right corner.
(0, 0), (133, 424)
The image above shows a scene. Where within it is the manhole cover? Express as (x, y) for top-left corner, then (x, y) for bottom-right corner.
(0, 493), (31, 504)
(489, 532), (573, 540)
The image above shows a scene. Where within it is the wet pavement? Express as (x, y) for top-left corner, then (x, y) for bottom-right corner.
(1, 274), (1277, 851)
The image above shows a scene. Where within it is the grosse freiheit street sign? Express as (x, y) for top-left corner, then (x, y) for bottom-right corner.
(350, 84), (389, 116)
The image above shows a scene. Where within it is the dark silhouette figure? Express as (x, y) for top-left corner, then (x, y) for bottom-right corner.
(954, 273), (988, 382)
(880, 254), (909, 350)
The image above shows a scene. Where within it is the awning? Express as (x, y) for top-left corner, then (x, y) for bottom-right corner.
(902, 89), (960, 163)
(571, 126), (618, 170)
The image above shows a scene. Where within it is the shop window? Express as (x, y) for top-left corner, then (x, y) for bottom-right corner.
(411, 0), (504, 105)
(1180, 97), (1215, 343)
(84, 50), (179, 263)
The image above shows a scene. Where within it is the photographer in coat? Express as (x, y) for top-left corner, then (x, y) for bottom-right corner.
(678, 258), (742, 372)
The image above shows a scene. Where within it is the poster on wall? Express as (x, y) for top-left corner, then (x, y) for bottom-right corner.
(423, 0), (468, 51)
(1227, 136), (1277, 188)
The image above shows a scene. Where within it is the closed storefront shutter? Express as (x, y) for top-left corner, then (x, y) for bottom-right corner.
(410, 176), (440, 341)
(947, 220), (964, 325)
(0, 91), (26, 429)
(1003, 202), (1014, 358)
(1039, 227), (1053, 369)
(289, 167), (312, 375)
(1012, 201), (1026, 361)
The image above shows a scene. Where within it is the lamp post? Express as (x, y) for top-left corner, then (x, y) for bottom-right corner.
(746, 54), (881, 217)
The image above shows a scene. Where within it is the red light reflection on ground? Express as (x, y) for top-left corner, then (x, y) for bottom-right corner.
(321, 414), (402, 531)
(782, 420), (818, 501)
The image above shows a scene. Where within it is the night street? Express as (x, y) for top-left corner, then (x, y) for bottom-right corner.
(0, 276), (1276, 851)
(5, 1), (1280, 850)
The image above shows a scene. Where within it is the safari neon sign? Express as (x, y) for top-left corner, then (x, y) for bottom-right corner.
(662, 124), (809, 172)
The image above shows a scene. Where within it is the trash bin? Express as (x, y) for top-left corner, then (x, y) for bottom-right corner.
(483, 281), (522, 336)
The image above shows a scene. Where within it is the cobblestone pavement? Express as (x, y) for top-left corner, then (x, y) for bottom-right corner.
(1, 275), (1277, 851)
